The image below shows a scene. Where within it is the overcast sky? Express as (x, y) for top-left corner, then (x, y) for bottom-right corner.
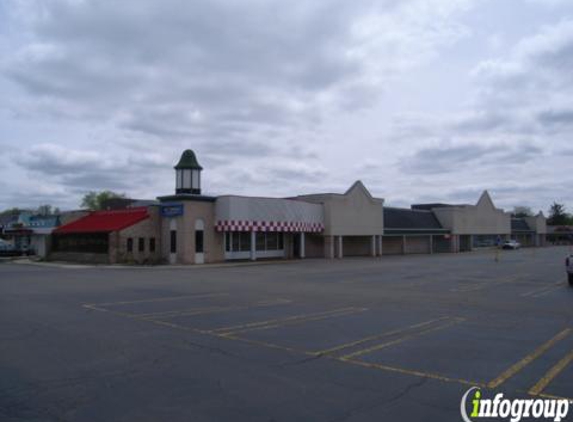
(1, 0), (572, 213)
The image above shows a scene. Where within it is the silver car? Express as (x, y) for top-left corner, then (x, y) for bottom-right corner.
(502, 240), (521, 250)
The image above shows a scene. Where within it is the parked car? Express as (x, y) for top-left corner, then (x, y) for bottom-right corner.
(0, 240), (19, 256)
(501, 240), (521, 250)
(567, 255), (573, 286)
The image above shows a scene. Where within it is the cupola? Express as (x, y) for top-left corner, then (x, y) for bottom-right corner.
(174, 149), (203, 195)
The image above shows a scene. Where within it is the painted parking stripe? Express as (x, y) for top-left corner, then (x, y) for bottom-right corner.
(528, 348), (573, 396)
(85, 292), (229, 308)
(451, 276), (519, 293)
(339, 317), (465, 360)
(314, 316), (451, 355)
(136, 298), (292, 318)
(487, 328), (572, 389)
(521, 280), (565, 298)
(338, 358), (485, 388)
(219, 307), (368, 335)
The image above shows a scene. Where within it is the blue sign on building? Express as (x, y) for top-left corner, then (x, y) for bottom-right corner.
(161, 203), (184, 217)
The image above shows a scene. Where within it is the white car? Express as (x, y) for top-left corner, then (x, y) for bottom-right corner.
(501, 240), (521, 250)
(567, 255), (573, 286)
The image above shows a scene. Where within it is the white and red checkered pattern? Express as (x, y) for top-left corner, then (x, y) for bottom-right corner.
(215, 220), (324, 233)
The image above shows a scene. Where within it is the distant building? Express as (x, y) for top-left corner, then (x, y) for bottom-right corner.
(546, 225), (573, 245)
(3, 212), (61, 257)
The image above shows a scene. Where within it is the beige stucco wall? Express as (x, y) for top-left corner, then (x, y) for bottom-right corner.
(525, 214), (547, 234)
(160, 201), (224, 264)
(303, 182), (384, 237)
(432, 193), (511, 235)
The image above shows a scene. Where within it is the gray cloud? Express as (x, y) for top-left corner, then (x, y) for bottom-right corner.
(2, 0), (571, 213)
(537, 109), (573, 129)
(400, 141), (543, 175)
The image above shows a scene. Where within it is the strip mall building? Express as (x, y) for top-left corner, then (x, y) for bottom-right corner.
(51, 150), (547, 264)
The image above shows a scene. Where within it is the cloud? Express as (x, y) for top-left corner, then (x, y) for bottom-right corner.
(3, 0), (474, 138)
(399, 141), (543, 175)
(2, 0), (570, 214)
(14, 143), (172, 194)
(472, 19), (573, 107)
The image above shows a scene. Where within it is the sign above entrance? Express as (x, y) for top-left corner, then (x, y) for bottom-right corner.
(161, 203), (184, 217)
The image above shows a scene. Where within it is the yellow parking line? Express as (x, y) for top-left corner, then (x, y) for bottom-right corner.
(339, 358), (485, 388)
(339, 317), (465, 360)
(453, 276), (519, 293)
(221, 307), (368, 335)
(537, 392), (573, 401)
(487, 328), (572, 389)
(521, 280), (565, 298)
(218, 332), (314, 356)
(314, 316), (451, 355)
(213, 307), (363, 334)
(86, 293), (229, 307)
(530, 283), (566, 298)
(529, 349), (573, 396)
(136, 299), (292, 318)
(83, 303), (201, 332)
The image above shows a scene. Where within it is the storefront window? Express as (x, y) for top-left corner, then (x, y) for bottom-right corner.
(239, 231), (251, 251)
(266, 232), (278, 250)
(256, 232), (266, 250)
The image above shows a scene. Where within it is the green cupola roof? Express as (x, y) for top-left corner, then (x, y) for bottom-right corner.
(174, 149), (203, 170)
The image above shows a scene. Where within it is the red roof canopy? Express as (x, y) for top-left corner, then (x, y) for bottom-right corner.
(54, 208), (149, 234)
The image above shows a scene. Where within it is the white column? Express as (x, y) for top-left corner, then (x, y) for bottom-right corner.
(378, 235), (383, 256)
(250, 231), (256, 261)
(329, 236), (335, 259)
(338, 236), (343, 259)
(371, 235), (376, 257)
(300, 232), (306, 258)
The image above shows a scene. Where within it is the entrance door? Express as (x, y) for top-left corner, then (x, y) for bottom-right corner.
(292, 233), (300, 258)
(195, 219), (204, 264)
(169, 219), (177, 264)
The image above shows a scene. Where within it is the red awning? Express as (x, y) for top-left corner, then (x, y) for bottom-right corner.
(54, 208), (149, 234)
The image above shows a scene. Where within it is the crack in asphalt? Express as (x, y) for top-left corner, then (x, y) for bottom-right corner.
(328, 376), (428, 422)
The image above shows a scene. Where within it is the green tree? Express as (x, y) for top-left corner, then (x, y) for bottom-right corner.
(547, 202), (570, 226)
(36, 204), (53, 216)
(81, 191), (127, 210)
(0, 207), (22, 216)
(512, 206), (533, 218)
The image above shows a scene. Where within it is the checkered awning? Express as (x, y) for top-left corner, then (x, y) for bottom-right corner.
(215, 220), (324, 232)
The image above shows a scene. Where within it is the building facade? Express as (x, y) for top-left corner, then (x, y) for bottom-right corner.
(50, 149), (549, 265)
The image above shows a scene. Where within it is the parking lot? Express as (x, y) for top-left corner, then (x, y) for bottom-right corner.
(1, 246), (572, 421)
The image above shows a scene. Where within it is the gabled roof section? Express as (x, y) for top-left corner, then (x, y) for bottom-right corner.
(344, 180), (384, 204)
(54, 207), (149, 234)
(344, 180), (372, 199)
(476, 190), (496, 210)
(295, 180), (384, 205)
